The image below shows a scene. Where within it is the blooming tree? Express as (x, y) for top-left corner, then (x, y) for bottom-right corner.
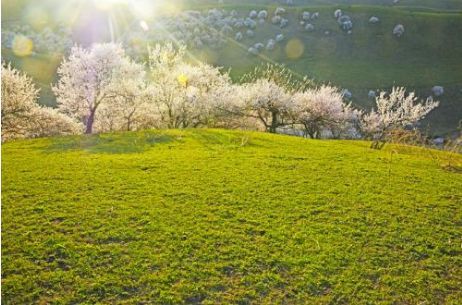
(53, 43), (145, 134)
(94, 80), (157, 133)
(362, 87), (439, 147)
(292, 85), (362, 138)
(241, 63), (312, 94)
(1, 63), (39, 140)
(1, 63), (81, 141)
(30, 107), (83, 138)
(242, 79), (292, 133)
(148, 43), (231, 128)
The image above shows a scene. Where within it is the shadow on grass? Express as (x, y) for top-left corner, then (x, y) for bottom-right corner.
(189, 129), (258, 149)
(46, 131), (174, 154)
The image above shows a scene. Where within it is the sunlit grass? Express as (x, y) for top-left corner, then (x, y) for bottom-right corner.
(2, 129), (462, 304)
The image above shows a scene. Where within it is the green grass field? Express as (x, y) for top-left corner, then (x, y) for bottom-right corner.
(2, 129), (462, 304)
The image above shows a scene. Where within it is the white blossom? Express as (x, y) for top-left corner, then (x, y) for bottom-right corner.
(148, 43), (232, 128)
(432, 86), (444, 96)
(274, 7), (286, 16)
(362, 87), (439, 140)
(53, 43), (145, 134)
(393, 24), (405, 37)
(292, 85), (362, 138)
(2, 63), (81, 141)
(266, 39), (276, 50)
(305, 23), (315, 32)
(258, 10), (268, 19)
(241, 79), (292, 133)
(334, 9), (342, 19)
(369, 16), (380, 23)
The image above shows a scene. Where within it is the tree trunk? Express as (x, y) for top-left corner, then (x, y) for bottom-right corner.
(269, 111), (278, 133)
(85, 109), (96, 134)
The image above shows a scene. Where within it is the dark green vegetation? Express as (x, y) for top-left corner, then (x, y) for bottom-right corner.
(2, 129), (462, 304)
(187, 0), (462, 11)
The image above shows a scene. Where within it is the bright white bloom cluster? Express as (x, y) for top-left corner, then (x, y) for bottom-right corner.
(3, 44), (442, 144)
(53, 43), (145, 134)
(241, 79), (292, 133)
(292, 86), (362, 138)
(1, 64), (81, 141)
(148, 43), (232, 128)
(362, 86), (439, 139)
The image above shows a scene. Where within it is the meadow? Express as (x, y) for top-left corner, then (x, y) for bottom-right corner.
(2, 129), (462, 304)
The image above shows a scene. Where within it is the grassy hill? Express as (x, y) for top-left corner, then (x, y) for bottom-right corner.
(185, 0), (462, 11)
(2, 129), (462, 304)
(189, 4), (462, 135)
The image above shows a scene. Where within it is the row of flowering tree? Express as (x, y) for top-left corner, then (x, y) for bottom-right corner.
(2, 42), (440, 146)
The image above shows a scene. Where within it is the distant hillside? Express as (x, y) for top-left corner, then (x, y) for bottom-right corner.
(183, 0), (462, 11)
(183, 4), (462, 135)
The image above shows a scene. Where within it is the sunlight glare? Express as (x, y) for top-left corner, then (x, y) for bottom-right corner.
(128, 0), (158, 20)
(139, 20), (149, 31)
(94, 0), (127, 11)
(24, 6), (50, 30)
(12, 35), (34, 57)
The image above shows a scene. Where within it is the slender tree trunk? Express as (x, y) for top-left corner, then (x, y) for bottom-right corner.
(85, 109), (96, 134)
(269, 111), (278, 133)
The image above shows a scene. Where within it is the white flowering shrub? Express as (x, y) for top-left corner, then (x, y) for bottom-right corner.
(241, 79), (293, 133)
(1, 63), (81, 141)
(362, 87), (439, 147)
(53, 43), (146, 134)
(30, 107), (83, 138)
(94, 80), (157, 133)
(292, 85), (362, 138)
(241, 63), (312, 94)
(148, 43), (232, 128)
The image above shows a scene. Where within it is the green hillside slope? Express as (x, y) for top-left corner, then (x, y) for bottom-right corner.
(189, 5), (462, 135)
(2, 129), (461, 304)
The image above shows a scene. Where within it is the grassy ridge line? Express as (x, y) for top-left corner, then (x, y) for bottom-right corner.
(2, 129), (462, 304)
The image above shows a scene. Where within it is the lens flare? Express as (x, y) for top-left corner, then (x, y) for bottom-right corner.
(94, 0), (127, 11)
(24, 6), (50, 30)
(12, 35), (34, 57)
(177, 74), (188, 87)
(285, 38), (304, 59)
(128, 0), (156, 20)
